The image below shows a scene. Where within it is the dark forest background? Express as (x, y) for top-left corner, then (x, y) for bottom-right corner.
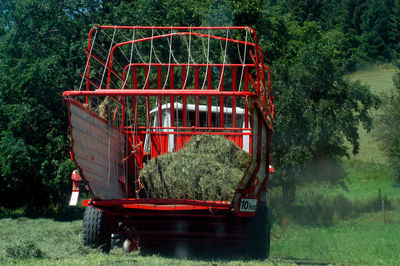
(0, 0), (399, 215)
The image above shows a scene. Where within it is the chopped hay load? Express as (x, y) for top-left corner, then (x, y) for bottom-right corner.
(140, 135), (252, 201)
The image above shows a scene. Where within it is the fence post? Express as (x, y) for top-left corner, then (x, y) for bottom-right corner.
(382, 198), (385, 225)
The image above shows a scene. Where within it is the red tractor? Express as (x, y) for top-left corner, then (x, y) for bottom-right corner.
(64, 26), (274, 258)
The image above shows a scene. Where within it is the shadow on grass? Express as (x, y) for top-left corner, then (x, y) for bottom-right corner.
(139, 244), (259, 261)
(269, 192), (392, 227)
(0, 204), (84, 221)
(276, 256), (333, 265)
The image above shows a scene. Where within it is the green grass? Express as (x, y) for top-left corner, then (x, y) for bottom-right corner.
(0, 218), (281, 265)
(345, 63), (396, 95)
(0, 217), (288, 265)
(344, 63), (397, 164)
(340, 161), (399, 201)
(317, 160), (398, 202)
(286, 161), (398, 206)
(1, 160), (399, 265)
(271, 214), (400, 264)
(268, 159), (400, 264)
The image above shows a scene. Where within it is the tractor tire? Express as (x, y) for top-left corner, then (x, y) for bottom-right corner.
(82, 206), (111, 253)
(245, 204), (271, 260)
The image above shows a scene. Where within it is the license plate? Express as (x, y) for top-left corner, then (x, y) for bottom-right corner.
(239, 198), (257, 212)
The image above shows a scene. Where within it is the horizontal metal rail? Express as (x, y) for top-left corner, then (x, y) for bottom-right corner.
(84, 198), (231, 209)
(63, 89), (258, 97)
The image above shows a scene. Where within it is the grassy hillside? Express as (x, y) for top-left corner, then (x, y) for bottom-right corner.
(272, 214), (400, 264)
(344, 64), (397, 164)
(269, 160), (400, 264)
(1, 160), (399, 265)
(346, 64), (397, 95)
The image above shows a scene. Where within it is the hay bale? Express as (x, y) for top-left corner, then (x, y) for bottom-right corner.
(139, 134), (252, 201)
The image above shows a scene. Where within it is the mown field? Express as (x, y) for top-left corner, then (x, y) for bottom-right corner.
(270, 160), (400, 264)
(344, 63), (397, 164)
(1, 65), (399, 265)
(1, 160), (399, 265)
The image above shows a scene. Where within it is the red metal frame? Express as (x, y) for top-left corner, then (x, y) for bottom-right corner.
(65, 26), (274, 248)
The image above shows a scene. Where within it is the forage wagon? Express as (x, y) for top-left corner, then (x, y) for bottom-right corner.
(64, 25), (274, 258)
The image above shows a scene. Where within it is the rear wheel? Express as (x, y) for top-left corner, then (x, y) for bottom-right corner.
(245, 204), (270, 259)
(82, 206), (111, 253)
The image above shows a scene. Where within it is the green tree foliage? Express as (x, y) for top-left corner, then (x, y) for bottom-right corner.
(0, 0), (392, 212)
(374, 63), (400, 182)
(338, 0), (367, 71)
(360, 0), (391, 61)
(0, 0), (95, 210)
(270, 21), (379, 204)
(282, 0), (400, 69)
(388, 0), (400, 58)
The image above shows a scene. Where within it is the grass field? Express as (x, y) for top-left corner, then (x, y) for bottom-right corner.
(1, 160), (399, 265)
(345, 63), (397, 164)
(346, 64), (396, 95)
(0, 218), (286, 265)
(270, 160), (400, 264)
(272, 214), (400, 265)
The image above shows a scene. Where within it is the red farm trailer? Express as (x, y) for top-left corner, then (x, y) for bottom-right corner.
(64, 26), (274, 259)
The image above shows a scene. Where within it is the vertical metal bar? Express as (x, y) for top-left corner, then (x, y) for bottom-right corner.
(219, 66), (224, 129)
(133, 66), (137, 128)
(145, 65), (150, 90)
(121, 65), (130, 130)
(122, 97), (125, 128)
(85, 62), (91, 105)
(245, 66), (249, 92)
(170, 66), (175, 128)
(182, 66), (187, 127)
(170, 66), (175, 151)
(121, 86), (125, 128)
(255, 47), (260, 97)
(133, 96), (137, 126)
(207, 67), (212, 127)
(133, 66), (137, 89)
(85, 29), (96, 104)
(195, 66), (199, 90)
(157, 66), (163, 154)
(232, 66), (237, 128)
(195, 66), (199, 128)
(145, 66), (150, 128)
(157, 66), (162, 127)
(106, 58), (112, 90)
(244, 67), (249, 128)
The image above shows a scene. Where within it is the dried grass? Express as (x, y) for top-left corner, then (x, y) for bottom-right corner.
(140, 135), (252, 201)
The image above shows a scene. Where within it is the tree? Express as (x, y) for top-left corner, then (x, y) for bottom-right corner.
(100, 0), (204, 26)
(360, 0), (391, 61)
(0, 0), (96, 211)
(374, 62), (400, 183)
(270, 22), (379, 205)
(337, 0), (368, 71)
(0, 0), (386, 213)
(388, 0), (400, 58)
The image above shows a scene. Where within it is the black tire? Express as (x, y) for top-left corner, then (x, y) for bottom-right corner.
(82, 206), (111, 253)
(245, 204), (271, 260)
